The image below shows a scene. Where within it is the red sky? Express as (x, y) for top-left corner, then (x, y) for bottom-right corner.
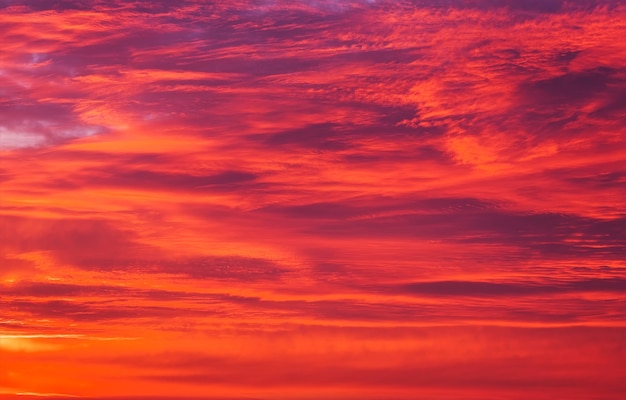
(1, 1), (625, 399)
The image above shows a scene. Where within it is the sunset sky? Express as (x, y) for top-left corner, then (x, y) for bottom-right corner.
(1, 1), (625, 399)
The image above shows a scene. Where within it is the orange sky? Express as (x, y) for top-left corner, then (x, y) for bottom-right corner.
(1, 1), (625, 399)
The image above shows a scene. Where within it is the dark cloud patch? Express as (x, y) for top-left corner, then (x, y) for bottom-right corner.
(154, 256), (289, 281)
(520, 68), (617, 108)
(306, 208), (626, 258)
(205, 55), (322, 77)
(396, 278), (626, 297)
(0, 215), (151, 267)
(257, 103), (437, 151)
(0, 0), (221, 15)
(193, 287), (624, 324)
(139, 169), (256, 186)
(424, 0), (622, 14)
(0, 281), (131, 298)
(2, 299), (187, 322)
(0, 209), (283, 282)
(312, 262), (347, 274)
(264, 123), (348, 150)
(94, 169), (259, 192)
(80, 256), (289, 281)
(524, 165), (626, 195)
(374, 104), (424, 128)
(124, 13), (342, 76)
(459, 0), (564, 13)
(493, 66), (626, 146)
(412, 197), (499, 211)
(49, 27), (211, 75)
(0, 0), (98, 11)
(29, 150), (174, 169)
(267, 201), (360, 219)
(341, 145), (449, 165)
(3, 288), (623, 325)
(0, 281), (268, 305)
(571, 265), (625, 274)
(327, 46), (422, 66)
(554, 50), (581, 64)
(304, 300), (437, 322)
(260, 196), (499, 220)
(539, 111), (581, 133)
(199, 295), (436, 322)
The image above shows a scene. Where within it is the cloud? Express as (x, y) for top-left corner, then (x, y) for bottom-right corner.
(0, 101), (106, 149)
(272, 201), (626, 260)
(0, 215), (151, 267)
(95, 169), (259, 192)
(2, 299), (200, 322)
(79, 256), (289, 280)
(121, 325), (626, 398)
(396, 278), (626, 297)
(0, 281), (131, 297)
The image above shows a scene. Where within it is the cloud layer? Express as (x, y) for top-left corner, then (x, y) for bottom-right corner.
(1, 0), (625, 399)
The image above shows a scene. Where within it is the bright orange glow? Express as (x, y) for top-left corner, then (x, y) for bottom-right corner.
(1, 1), (625, 399)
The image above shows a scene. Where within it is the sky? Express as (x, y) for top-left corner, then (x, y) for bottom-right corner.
(0, 0), (625, 399)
